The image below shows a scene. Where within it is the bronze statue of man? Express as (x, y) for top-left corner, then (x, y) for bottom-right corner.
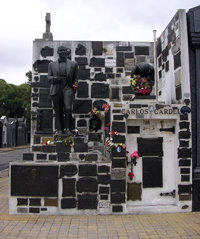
(48, 46), (78, 136)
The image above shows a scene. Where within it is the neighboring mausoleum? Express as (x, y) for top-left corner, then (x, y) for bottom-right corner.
(9, 7), (200, 214)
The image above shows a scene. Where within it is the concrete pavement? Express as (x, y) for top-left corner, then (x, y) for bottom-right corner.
(0, 170), (200, 239)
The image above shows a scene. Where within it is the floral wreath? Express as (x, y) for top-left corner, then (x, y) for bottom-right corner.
(130, 74), (151, 95)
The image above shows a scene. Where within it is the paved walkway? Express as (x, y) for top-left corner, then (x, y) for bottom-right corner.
(1, 171), (200, 239)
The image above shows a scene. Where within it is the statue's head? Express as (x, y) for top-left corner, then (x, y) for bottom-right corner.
(57, 46), (71, 59)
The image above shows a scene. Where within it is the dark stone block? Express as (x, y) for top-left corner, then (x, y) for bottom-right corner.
(111, 180), (126, 192)
(57, 153), (70, 161)
(23, 153), (34, 161)
(40, 75), (51, 88)
(93, 48), (103, 55)
(162, 46), (169, 61)
(181, 175), (190, 182)
(90, 57), (105, 67)
(122, 86), (134, 94)
(95, 68), (102, 71)
(157, 38), (161, 56)
(179, 195), (192, 201)
(117, 52), (124, 67)
(179, 122), (189, 129)
(180, 140), (189, 147)
(100, 195), (108, 200)
(112, 148), (126, 157)
(117, 68), (123, 73)
(93, 100), (107, 111)
(75, 57), (88, 65)
(85, 154), (98, 162)
(91, 83), (109, 98)
(56, 142), (71, 153)
(88, 133), (102, 142)
(116, 73), (121, 77)
(36, 110), (53, 134)
(42, 145), (56, 153)
(75, 44), (86, 55)
(62, 178), (76, 197)
(127, 183), (142, 201)
(179, 159), (191, 166)
(32, 102), (38, 107)
(112, 158), (126, 168)
(11, 165), (58, 197)
(49, 154), (57, 161)
(17, 198), (28, 206)
(33, 60), (51, 73)
(77, 177), (98, 193)
(179, 131), (190, 139)
(38, 89), (52, 108)
(125, 52), (134, 58)
(98, 165), (110, 173)
(77, 82), (89, 98)
(98, 175), (111, 185)
(112, 205), (123, 212)
(106, 74), (115, 79)
(127, 126), (140, 134)
(111, 193), (125, 204)
(137, 138), (163, 156)
(92, 41), (103, 49)
(41, 208), (47, 211)
(143, 157), (163, 188)
(79, 164), (97, 176)
(74, 137), (88, 152)
(135, 46), (149, 55)
(112, 122), (125, 133)
(112, 135), (126, 144)
(180, 168), (190, 174)
(174, 51), (181, 69)
(41, 46), (54, 57)
(176, 85), (182, 100)
(61, 198), (76, 209)
(29, 198), (41, 206)
(34, 76), (39, 81)
(79, 154), (85, 160)
(36, 154), (47, 160)
(178, 184), (192, 194)
(116, 46), (132, 51)
(94, 72), (106, 81)
(78, 194), (97, 209)
(29, 208), (40, 213)
(73, 100), (92, 114)
(178, 148), (192, 158)
(112, 110), (121, 113)
(105, 68), (113, 73)
(113, 115), (124, 120)
(165, 61), (169, 72)
(60, 165), (78, 177)
(180, 115), (188, 121)
(111, 88), (120, 100)
(99, 186), (109, 194)
(192, 179), (200, 211)
(77, 119), (87, 127)
(32, 146), (42, 152)
(158, 57), (162, 67)
(78, 69), (90, 80)
(159, 70), (162, 78)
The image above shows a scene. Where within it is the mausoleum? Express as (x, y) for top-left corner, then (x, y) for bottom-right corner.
(9, 6), (200, 214)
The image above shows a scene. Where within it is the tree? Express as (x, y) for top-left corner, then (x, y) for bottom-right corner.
(0, 79), (31, 130)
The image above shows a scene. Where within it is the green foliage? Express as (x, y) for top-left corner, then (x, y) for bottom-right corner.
(0, 79), (31, 129)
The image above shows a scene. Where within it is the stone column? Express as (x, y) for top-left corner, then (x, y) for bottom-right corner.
(187, 6), (200, 211)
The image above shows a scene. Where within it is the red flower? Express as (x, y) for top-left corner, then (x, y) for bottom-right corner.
(126, 156), (128, 160)
(41, 142), (43, 145)
(128, 172), (134, 180)
(107, 122), (111, 127)
(109, 130), (115, 135)
(45, 141), (48, 145)
(104, 127), (107, 131)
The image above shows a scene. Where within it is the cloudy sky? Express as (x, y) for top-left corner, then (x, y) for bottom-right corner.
(0, 0), (199, 85)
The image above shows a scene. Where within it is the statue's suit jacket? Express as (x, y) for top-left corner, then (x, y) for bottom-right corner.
(48, 59), (78, 96)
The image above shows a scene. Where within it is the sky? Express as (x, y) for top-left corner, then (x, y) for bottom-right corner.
(0, 0), (199, 85)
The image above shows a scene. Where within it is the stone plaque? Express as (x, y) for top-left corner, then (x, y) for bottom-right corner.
(137, 138), (163, 156)
(60, 165), (77, 177)
(11, 165), (58, 196)
(33, 60), (51, 73)
(78, 194), (97, 209)
(73, 100), (92, 114)
(135, 46), (149, 55)
(143, 157), (163, 188)
(105, 59), (116, 67)
(79, 164), (97, 176)
(40, 46), (54, 57)
(99, 201), (110, 208)
(127, 183), (142, 201)
(36, 110), (53, 134)
(111, 168), (126, 180)
(124, 59), (135, 70)
(39, 89), (52, 108)
(91, 83), (109, 98)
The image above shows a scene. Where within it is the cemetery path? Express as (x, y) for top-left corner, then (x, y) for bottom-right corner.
(0, 147), (30, 171)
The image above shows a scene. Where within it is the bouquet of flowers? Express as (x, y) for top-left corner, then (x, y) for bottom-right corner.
(130, 74), (151, 95)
